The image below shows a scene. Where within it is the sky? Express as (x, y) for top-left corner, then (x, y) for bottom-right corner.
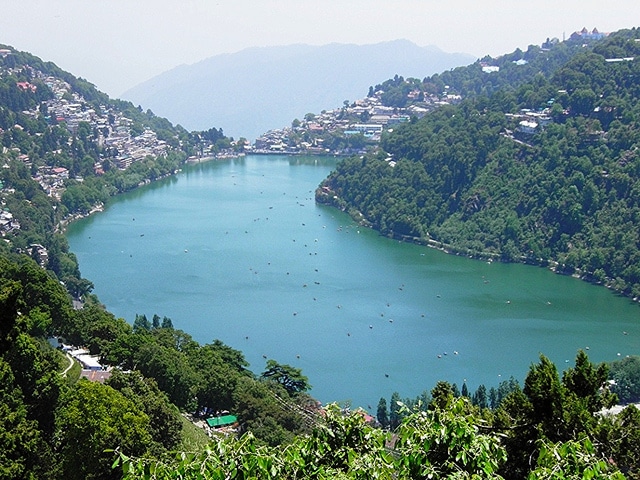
(1, 0), (638, 98)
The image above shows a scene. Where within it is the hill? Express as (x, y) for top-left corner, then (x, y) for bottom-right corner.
(317, 28), (640, 299)
(120, 40), (475, 140)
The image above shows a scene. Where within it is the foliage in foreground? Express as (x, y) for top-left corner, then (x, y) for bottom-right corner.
(114, 349), (640, 479)
(117, 400), (507, 479)
(117, 396), (629, 480)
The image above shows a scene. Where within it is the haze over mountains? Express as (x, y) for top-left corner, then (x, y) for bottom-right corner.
(121, 40), (475, 140)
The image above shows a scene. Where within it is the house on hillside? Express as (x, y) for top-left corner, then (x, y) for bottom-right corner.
(80, 370), (112, 383)
(206, 415), (239, 429)
(518, 120), (538, 135)
(570, 27), (607, 41)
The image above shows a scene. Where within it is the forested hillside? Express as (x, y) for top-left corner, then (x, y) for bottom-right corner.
(318, 28), (640, 298)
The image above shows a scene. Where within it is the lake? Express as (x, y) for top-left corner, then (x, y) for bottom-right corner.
(66, 154), (640, 410)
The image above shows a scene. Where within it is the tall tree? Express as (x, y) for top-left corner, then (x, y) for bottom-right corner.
(461, 382), (469, 398)
(472, 384), (488, 409)
(523, 354), (565, 439)
(0, 358), (50, 479)
(106, 370), (181, 453)
(389, 391), (402, 429)
(376, 397), (389, 428)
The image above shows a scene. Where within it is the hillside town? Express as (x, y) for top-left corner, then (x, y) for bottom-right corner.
(249, 86), (457, 155)
(248, 74), (554, 155)
(249, 27), (613, 156)
(0, 63), (171, 199)
(0, 55), (189, 268)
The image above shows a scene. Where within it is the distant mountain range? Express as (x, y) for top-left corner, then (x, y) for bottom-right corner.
(121, 40), (475, 140)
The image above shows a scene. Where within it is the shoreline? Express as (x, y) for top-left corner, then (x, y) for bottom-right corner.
(55, 168), (181, 234)
(56, 203), (105, 234)
(185, 152), (246, 164)
(315, 186), (639, 305)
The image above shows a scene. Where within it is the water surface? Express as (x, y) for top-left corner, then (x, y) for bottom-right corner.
(67, 155), (640, 409)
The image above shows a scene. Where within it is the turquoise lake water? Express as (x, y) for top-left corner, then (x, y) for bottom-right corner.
(66, 155), (640, 410)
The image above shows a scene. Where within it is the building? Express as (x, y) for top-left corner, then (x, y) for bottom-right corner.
(482, 65), (500, 73)
(349, 124), (383, 135)
(206, 415), (238, 429)
(68, 348), (103, 370)
(518, 120), (538, 135)
(570, 27), (607, 41)
(80, 370), (112, 383)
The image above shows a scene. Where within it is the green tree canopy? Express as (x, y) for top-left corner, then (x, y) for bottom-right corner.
(261, 359), (311, 395)
(55, 380), (151, 480)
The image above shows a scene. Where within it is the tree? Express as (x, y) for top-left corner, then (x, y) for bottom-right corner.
(530, 437), (624, 480)
(161, 316), (173, 329)
(0, 279), (22, 352)
(134, 341), (198, 409)
(461, 382), (469, 398)
(430, 381), (455, 410)
(523, 354), (565, 439)
(132, 313), (150, 332)
(563, 349), (616, 412)
(489, 386), (498, 409)
(106, 370), (182, 453)
(608, 355), (640, 404)
(62, 276), (93, 299)
(204, 339), (249, 373)
(261, 359), (310, 395)
(301, 402), (392, 475)
(190, 345), (241, 415)
(472, 384), (488, 409)
(451, 382), (461, 397)
(232, 376), (308, 446)
(69, 304), (131, 357)
(376, 397), (389, 428)
(55, 380), (151, 480)
(5, 333), (64, 437)
(395, 397), (507, 478)
(389, 391), (402, 429)
(0, 358), (50, 479)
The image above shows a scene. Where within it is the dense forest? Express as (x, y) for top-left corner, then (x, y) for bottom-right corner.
(319, 28), (640, 299)
(1, 35), (640, 478)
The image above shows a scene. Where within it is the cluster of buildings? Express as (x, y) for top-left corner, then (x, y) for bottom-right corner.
(0, 207), (20, 236)
(41, 73), (170, 169)
(0, 177), (20, 236)
(33, 165), (69, 200)
(570, 27), (608, 42)
(506, 109), (554, 136)
(0, 58), (174, 202)
(251, 86), (462, 154)
(48, 337), (112, 382)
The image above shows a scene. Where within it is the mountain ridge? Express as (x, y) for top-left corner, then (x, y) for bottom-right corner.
(121, 40), (475, 139)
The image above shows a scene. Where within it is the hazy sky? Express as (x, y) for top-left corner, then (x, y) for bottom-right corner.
(1, 0), (638, 97)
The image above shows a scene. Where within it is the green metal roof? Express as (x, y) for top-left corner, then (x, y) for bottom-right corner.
(206, 415), (238, 428)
